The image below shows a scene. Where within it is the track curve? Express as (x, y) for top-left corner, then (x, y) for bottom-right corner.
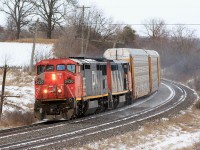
(0, 79), (198, 150)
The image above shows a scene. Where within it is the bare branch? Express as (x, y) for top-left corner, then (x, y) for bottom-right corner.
(143, 18), (168, 40)
(33, 0), (77, 39)
(0, 0), (36, 39)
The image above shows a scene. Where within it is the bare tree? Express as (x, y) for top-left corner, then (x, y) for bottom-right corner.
(6, 17), (15, 32)
(171, 25), (197, 53)
(69, 7), (119, 41)
(0, 25), (4, 32)
(54, 26), (81, 57)
(4, 16), (16, 40)
(56, 7), (119, 56)
(86, 8), (118, 40)
(0, 54), (12, 66)
(143, 18), (167, 40)
(34, 49), (53, 63)
(141, 18), (169, 55)
(34, 0), (77, 39)
(0, 0), (36, 39)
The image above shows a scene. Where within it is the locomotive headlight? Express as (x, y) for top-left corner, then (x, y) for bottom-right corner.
(43, 89), (48, 94)
(58, 89), (62, 93)
(52, 73), (56, 81)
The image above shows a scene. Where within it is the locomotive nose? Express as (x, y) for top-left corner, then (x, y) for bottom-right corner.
(42, 72), (65, 99)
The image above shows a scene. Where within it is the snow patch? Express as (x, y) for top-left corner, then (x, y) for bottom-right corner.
(86, 126), (200, 150)
(0, 42), (53, 66)
(1, 85), (34, 112)
(161, 118), (169, 121)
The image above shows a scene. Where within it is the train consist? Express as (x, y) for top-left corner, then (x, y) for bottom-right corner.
(34, 48), (160, 120)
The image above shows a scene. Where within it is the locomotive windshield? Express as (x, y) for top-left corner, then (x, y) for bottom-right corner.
(37, 63), (76, 74)
(67, 64), (76, 73)
(56, 64), (65, 71)
(46, 65), (54, 71)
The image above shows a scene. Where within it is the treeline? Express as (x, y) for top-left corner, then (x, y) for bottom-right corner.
(0, 1), (199, 82)
(142, 20), (200, 82)
(56, 18), (200, 85)
(54, 17), (200, 81)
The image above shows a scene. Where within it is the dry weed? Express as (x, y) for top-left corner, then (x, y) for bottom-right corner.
(195, 91), (200, 109)
(193, 142), (200, 150)
(10, 38), (57, 44)
(195, 101), (200, 109)
(0, 111), (36, 127)
(5, 71), (34, 86)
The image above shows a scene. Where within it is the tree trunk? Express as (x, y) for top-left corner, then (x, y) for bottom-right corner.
(47, 30), (52, 39)
(16, 26), (20, 39)
(47, 19), (52, 39)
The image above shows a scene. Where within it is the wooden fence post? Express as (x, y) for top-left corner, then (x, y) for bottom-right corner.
(0, 65), (7, 120)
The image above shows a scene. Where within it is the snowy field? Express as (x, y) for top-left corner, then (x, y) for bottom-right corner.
(3, 85), (34, 112)
(0, 42), (54, 66)
(81, 123), (200, 150)
(0, 69), (35, 113)
(0, 42), (53, 113)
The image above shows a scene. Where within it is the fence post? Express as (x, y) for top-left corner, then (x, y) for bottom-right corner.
(0, 65), (7, 120)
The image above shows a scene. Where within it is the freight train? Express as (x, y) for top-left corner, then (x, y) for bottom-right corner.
(34, 48), (160, 120)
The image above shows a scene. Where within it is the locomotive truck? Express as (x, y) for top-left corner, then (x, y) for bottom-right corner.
(34, 48), (160, 120)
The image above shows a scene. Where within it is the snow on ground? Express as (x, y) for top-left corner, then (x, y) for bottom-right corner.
(2, 85), (34, 112)
(0, 42), (53, 112)
(131, 126), (200, 150)
(80, 124), (200, 150)
(0, 42), (54, 66)
(0, 72), (35, 113)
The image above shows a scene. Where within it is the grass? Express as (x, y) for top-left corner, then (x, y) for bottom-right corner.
(7, 38), (58, 44)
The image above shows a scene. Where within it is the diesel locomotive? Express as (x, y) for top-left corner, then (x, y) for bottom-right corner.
(34, 48), (160, 120)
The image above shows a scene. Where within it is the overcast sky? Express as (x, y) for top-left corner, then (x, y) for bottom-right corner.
(0, 0), (200, 36)
(79, 0), (200, 36)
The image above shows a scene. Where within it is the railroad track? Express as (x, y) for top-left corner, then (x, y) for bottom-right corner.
(0, 91), (157, 138)
(0, 122), (47, 137)
(0, 79), (197, 150)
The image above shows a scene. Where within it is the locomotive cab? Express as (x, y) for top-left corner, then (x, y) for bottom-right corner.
(36, 64), (76, 99)
(34, 59), (81, 120)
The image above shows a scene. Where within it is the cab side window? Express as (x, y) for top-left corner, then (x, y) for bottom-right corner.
(37, 65), (45, 75)
(67, 64), (76, 73)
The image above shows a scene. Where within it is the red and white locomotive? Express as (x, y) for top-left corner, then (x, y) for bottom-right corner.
(34, 48), (160, 120)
